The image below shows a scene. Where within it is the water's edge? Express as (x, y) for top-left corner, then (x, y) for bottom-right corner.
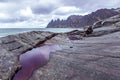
(0, 28), (83, 37)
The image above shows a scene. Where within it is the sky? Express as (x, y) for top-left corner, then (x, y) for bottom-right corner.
(0, 0), (120, 28)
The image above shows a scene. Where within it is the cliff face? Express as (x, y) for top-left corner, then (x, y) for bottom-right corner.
(47, 8), (119, 28)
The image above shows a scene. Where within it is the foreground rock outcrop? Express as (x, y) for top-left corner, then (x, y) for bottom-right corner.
(0, 27), (120, 80)
(0, 31), (56, 80)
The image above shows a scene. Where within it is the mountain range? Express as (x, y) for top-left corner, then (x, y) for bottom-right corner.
(47, 8), (120, 28)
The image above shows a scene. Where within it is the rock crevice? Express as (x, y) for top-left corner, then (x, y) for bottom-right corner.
(0, 27), (120, 80)
(0, 31), (57, 80)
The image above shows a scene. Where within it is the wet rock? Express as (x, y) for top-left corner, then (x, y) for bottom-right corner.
(66, 30), (84, 35)
(0, 31), (55, 80)
(66, 30), (84, 40)
(93, 20), (103, 29)
(88, 27), (120, 37)
(1, 27), (120, 80)
(115, 22), (120, 27)
(83, 25), (93, 36)
(68, 35), (83, 40)
(93, 14), (120, 29)
(29, 29), (120, 80)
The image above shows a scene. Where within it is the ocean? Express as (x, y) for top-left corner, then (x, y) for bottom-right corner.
(0, 27), (114, 38)
(0, 28), (83, 37)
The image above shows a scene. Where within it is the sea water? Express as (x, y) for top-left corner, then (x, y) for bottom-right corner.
(0, 27), (113, 37)
(0, 28), (83, 37)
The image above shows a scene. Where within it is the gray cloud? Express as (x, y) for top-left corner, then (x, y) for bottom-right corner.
(61, 0), (120, 12)
(0, 0), (120, 28)
(53, 6), (81, 15)
(0, 17), (28, 23)
(61, 0), (85, 7)
(0, 19), (20, 23)
(32, 5), (57, 14)
(0, 0), (13, 2)
(0, 0), (20, 3)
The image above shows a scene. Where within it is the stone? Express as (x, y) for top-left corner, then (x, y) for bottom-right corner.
(30, 27), (120, 80)
(0, 31), (55, 80)
(29, 28), (120, 80)
(115, 22), (120, 27)
(93, 14), (120, 29)
(93, 20), (103, 28)
(84, 26), (93, 36)
(88, 27), (120, 37)
(0, 27), (120, 80)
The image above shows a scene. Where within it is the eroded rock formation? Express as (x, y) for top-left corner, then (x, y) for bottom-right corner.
(0, 26), (120, 80)
(0, 31), (56, 80)
(47, 8), (119, 28)
(93, 14), (120, 28)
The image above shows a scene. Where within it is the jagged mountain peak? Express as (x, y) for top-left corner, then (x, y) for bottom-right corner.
(47, 8), (119, 28)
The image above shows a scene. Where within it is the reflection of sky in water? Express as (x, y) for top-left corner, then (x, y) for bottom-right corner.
(13, 45), (61, 80)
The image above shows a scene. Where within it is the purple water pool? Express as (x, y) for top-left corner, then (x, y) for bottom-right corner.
(13, 44), (61, 80)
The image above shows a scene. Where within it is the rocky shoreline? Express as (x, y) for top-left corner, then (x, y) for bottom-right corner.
(0, 26), (120, 80)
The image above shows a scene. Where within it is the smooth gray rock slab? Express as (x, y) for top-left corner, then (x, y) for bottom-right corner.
(30, 30), (120, 80)
(0, 28), (120, 80)
(0, 31), (55, 80)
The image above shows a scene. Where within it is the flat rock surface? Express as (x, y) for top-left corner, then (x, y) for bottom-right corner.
(30, 30), (120, 80)
(0, 28), (120, 80)
(0, 31), (55, 80)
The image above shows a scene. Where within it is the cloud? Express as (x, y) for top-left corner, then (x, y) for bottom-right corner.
(0, 11), (29, 23)
(61, 0), (120, 12)
(0, 13), (9, 19)
(0, 16), (28, 23)
(0, 0), (15, 2)
(0, 0), (120, 28)
(31, 0), (61, 14)
(19, 7), (34, 17)
(53, 6), (81, 15)
(0, 18), (48, 28)
(32, 5), (57, 14)
(0, 13), (15, 23)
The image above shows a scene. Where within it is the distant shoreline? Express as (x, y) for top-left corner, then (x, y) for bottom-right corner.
(0, 28), (83, 38)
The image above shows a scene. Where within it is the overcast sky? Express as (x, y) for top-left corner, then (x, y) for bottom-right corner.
(0, 0), (120, 28)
